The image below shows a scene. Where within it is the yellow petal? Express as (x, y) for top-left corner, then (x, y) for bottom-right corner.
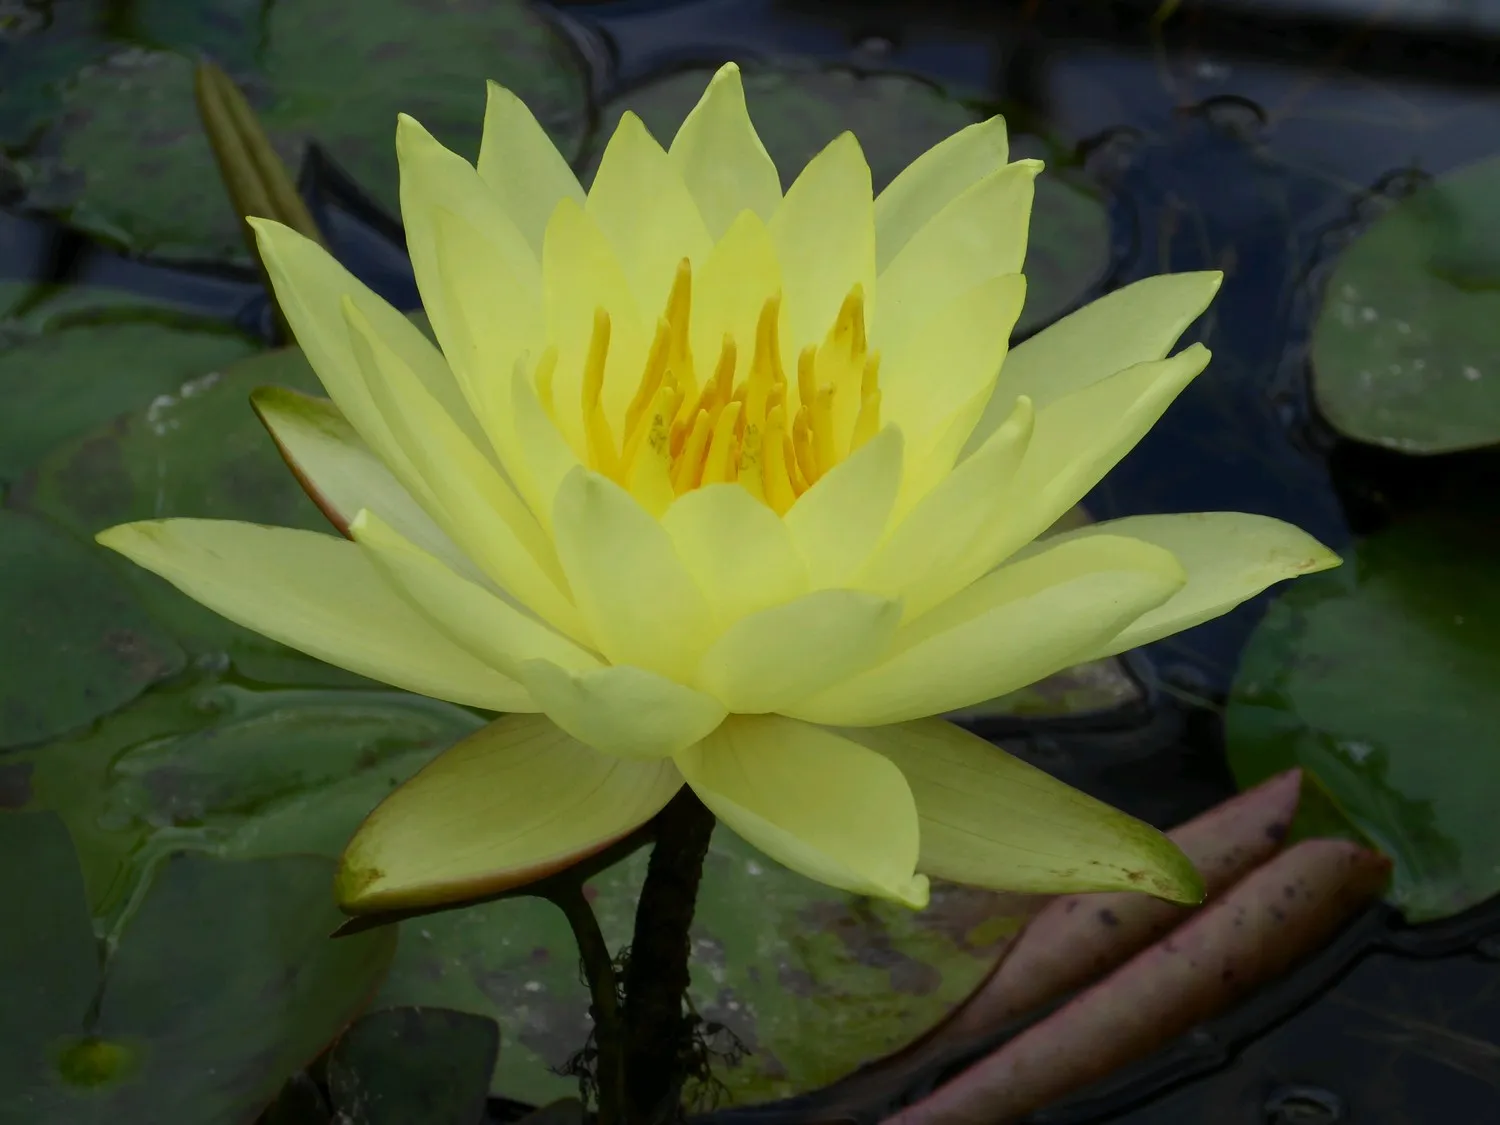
(845, 719), (1204, 902)
(427, 205), (542, 470)
(250, 385), (480, 583)
(342, 295), (590, 644)
(857, 396), (1033, 618)
(587, 111), (713, 323)
(337, 714), (682, 912)
(518, 659), (726, 759)
(784, 424), (903, 587)
(511, 359), (585, 531)
(769, 132), (876, 369)
(955, 343), (1215, 592)
(248, 218), (483, 475)
(351, 509), (601, 678)
(696, 588), (902, 712)
(659, 483), (808, 629)
(992, 271), (1224, 410)
(668, 62), (783, 239)
(395, 114), (541, 417)
(786, 534), (1186, 725)
(96, 520), (531, 711)
(879, 273), (1027, 443)
(550, 468), (714, 681)
(874, 160), (1040, 355)
(676, 715), (929, 907)
(1041, 512), (1342, 659)
(543, 199), (649, 443)
(690, 209), (782, 388)
(477, 80), (587, 256)
(874, 116), (1009, 270)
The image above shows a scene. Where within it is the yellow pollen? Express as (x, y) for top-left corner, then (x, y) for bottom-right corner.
(565, 259), (882, 508)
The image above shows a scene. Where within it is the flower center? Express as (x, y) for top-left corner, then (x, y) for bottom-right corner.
(535, 259), (881, 515)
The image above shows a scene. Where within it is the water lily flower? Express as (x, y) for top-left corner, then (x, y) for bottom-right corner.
(97, 64), (1337, 914)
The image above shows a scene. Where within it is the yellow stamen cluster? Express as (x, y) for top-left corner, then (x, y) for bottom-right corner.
(538, 258), (881, 515)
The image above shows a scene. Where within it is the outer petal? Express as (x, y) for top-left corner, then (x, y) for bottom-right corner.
(248, 219), (482, 475)
(551, 468), (714, 681)
(477, 80), (587, 257)
(966, 271), (1222, 453)
(953, 343), (1214, 593)
(696, 589), (902, 712)
(676, 715), (930, 907)
(668, 62), (783, 239)
(786, 535), (1186, 726)
(874, 116), (1009, 270)
(249, 385), (480, 583)
(874, 160), (1041, 357)
(846, 720), (1204, 902)
(343, 296), (589, 643)
(784, 424), (903, 588)
(991, 271), (1223, 409)
(351, 510), (601, 677)
(337, 714), (683, 913)
(1041, 512), (1342, 659)
(96, 520), (531, 711)
(858, 396), (1033, 619)
(511, 360), (584, 531)
(587, 112), (713, 322)
(769, 132), (876, 368)
(518, 659), (726, 759)
(660, 483), (808, 629)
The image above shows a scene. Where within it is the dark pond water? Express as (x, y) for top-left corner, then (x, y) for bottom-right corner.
(4, 1), (1500, 1123)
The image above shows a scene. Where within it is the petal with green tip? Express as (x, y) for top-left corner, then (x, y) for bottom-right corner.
(847, 718), (1205, 902)
(337, 714), (683, 913)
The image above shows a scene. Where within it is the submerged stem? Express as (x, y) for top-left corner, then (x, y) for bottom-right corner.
(551, 883), (626, 1125)
(621, 788), (718, 1123)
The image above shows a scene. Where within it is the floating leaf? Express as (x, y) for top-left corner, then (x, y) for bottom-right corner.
(20, 0), (588, 259)
(1312, 155), (1500, 453)
(595, 64), (1109, 334)
(259, 0), (589, 219)
(376, 828), (1032, 1105)
(0, 510), (183, 751)
(17, 342), (372, 685)
(1226, 513), (1500, 921)
(327, 1008), (499, 1125)
(0, 811), (394, 1124)
(0, 312), (255, 483)
(13, 681), (482, 932)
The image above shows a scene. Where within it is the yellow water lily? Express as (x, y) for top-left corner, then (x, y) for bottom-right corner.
(97, 63), (1337, 914)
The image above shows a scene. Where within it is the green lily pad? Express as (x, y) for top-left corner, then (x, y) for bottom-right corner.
(1311, 154), (1500, 453)
(0, 311), (255, 483)
(0, 510), (184, 751)
(595, 64), (1109, 335)
(327, 1008), (499, 1125)
(0, 811), (395, 1125)
(21, 0), (588, 260)
(128, 0), (264, 73)
(16, 341), (375, 686)
(376, 827), (1031, 1105)
(13, 680), (481, 933)
(0, 4), (113, 148)
(1226, 512), (1500, 922)
(260, 0), (589, 219)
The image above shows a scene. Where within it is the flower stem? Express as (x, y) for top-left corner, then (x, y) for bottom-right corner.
(551, 883), (626, 1125)
(621, 787), (718, 1123)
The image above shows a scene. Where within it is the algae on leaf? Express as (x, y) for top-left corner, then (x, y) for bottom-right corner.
(1312, 155), (1500, 453)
